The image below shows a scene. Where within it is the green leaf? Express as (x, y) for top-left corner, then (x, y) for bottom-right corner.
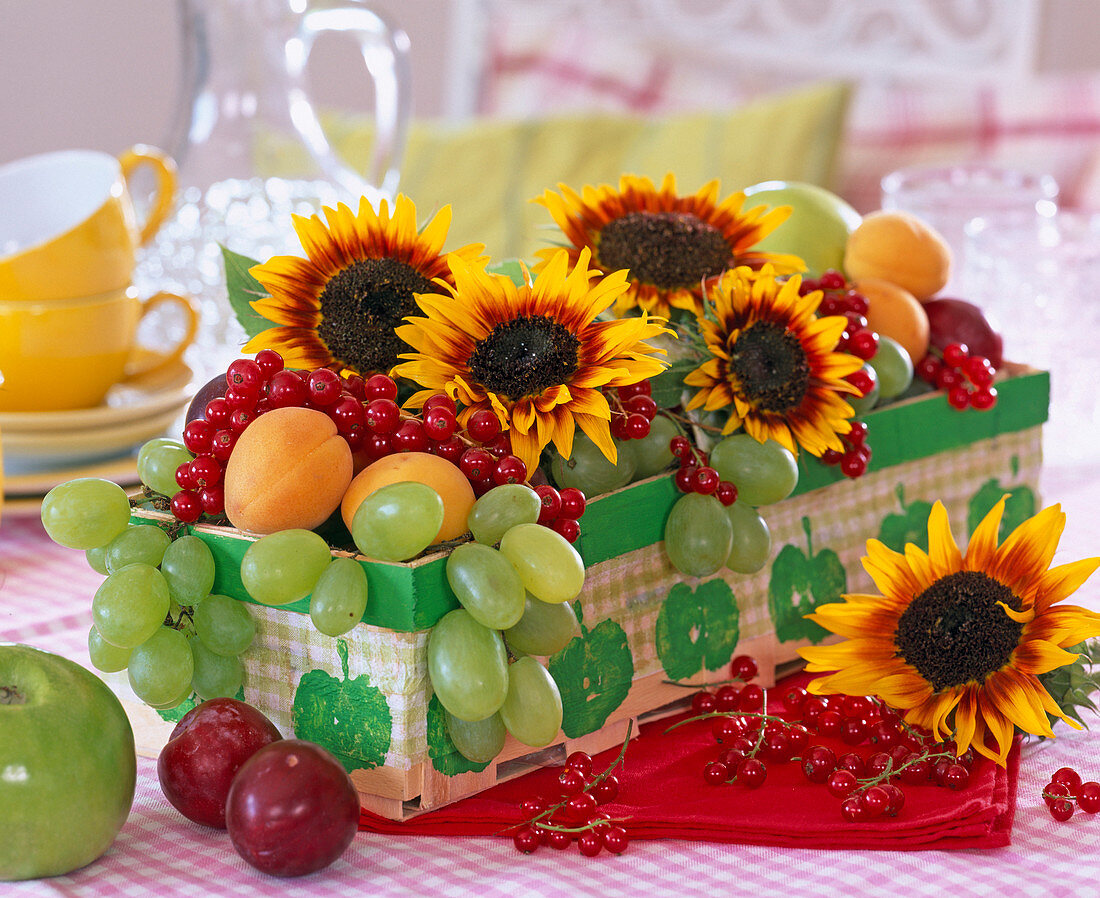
(648, 357), (698, 410)
(486, 258), (528, 287)
(221, 245), (279, 340)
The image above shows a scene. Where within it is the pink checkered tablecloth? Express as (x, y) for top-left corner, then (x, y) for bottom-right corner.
(2, 454), (1100, 897)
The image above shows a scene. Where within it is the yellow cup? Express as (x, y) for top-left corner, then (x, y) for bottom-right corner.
(0, 145), (177, 302)
(0, 286), (199, 412)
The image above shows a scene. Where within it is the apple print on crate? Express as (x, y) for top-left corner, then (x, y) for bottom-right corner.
(426, 693), (491, 776)
(877, 484), (934, 554)
(968, 461), (1037, 541)
(548, 602), (634, 738)
(291, 638), (392, 772)
(768, 515), (847, 644)
(655, 579), (741, 680)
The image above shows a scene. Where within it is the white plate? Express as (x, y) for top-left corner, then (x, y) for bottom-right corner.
(0, 355), (195, 434)
(1, 454), (145, 517)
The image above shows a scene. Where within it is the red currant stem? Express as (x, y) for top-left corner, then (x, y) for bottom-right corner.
(500, 721), (634, 835)
(854, 749), (958, 793)
(662, 708), (788, 735)
(532, 817), (627, 835)
(660, 406), (726, 436)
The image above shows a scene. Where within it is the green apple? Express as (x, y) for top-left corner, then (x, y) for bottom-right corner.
(0, 644), (136, 881)
(743, 180), (862, 276)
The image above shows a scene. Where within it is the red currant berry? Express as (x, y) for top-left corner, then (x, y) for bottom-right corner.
(947, 385), (971, 410)
(188, 455), (222, 489)
(915, 355), (942, 384)
(736, 757), (767, 789)
(617, 379), (652, 400)
(528, 487), (561, 526)
(1078, 781), (1100, 814)
(820, 447), (843, 465)
(564, 792), (598, 825)
(557, 768), (586, 796)
(551, 516), (580, 543)
(565, 751), (592, 777)
(840, 795), (866, 822)
(364, 373), (398, 401)
(691, 691), (717, 716)
(392, 419), (429, 453)
(692, 465), (720, 495)
(465, 408), (501, 443)
(364, 398), (400, 433)
(199, 485), (225, 516)
(624, 412), (651, 440)
(228, 407), (255, 433)
(493, 455), (528, 485)
(715, 684), (741, 712)
(546, 829), (572, 850)
(577, 830), (603, 857)
(513, 825), (541, 854)
(846, 290), (869, 315)
(836, 752), (866, 777)
(669, 435), (691, 459)
(943, 343), (970, 368)
(847, 369), (875, 397)
(267, 369), (308, 408)
(226, 358), (263, 392)
(1051, 767), (1083, 796)
(845, 420), (868, 447)
(880, 783), (906, 817)
(738, 683), (764, 712)
(826, 769), (858, 798)
(970, 385), (997, 410)
(204, 396), (231, 427)
(943, 763), (970, 791)
(558, 487), (587, 520)
(859, 785), (890, 819)
(703, 760), (730, 785)
(175, 462), (196, 491)
(1050, 798), (1075, 822)
(458, 448), (493, 482)
(781, 684), (808, 712)
(714, 480), (738, 506)
(182, 419), (216, 455)
(601, 825), (628, 854)
(849, 329), (879, 360)
(254, 348), (284, 379)
(624, 394), (658, 420)
(593, 773), (619, 805)
(962, 355), (995, 386)
(424, 405), (457, 441)
(802, 745), (837, 784)
(306, 368), (343, 406)
(729, 654), (758, 681)
(171, 489), (202, 524)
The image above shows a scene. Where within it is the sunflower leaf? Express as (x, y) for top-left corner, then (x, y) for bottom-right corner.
(486, 259), (529, 288)
(221, 245), (280, 339)
(648, 357), (699, 410)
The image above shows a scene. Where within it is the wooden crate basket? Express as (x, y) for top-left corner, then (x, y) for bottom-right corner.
(110, 369), (1050, 820)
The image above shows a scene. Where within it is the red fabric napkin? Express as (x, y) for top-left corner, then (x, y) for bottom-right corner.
(360, 676), (1019, 850)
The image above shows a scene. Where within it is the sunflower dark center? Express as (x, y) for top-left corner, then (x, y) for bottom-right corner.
(728, 321), (810, 413)
(895, 570), (1023, 691)
(596, 211), (731, 289)
(467, 315), (580, 399)
(316, 257), (434, 374)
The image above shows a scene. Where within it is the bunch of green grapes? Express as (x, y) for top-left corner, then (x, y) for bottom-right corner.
(40, 478), (255, 708)
(427, 484), (585, 763)
(662, 434), (793, 580)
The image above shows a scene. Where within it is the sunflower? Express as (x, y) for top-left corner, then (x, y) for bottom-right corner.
(681, 265), (863, 456)
(533, 173), (804, 319)
(243, 195), (486, 376)
(799, 497), (1100, 765)
(392, 247), (671, 472)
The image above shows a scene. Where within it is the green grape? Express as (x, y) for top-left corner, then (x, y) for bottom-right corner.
(127, 626), (195, 707)
(351, 481), (444, 562)
(136, 439), (194, 497)
(85, 545), (109, 575)
(92, 563), (171, 648)
(467, 483), (541, 546)
(550, 431), (635, 495)
(40, 478), (132, 550)
(446, 710), (506, 764)
(848, 362), (880, 415)
(87, 625), (132, 673)
(869, 334), (914, 401)
(159, 534), (216, 606)
(427, 609), (508, 722)
(104, 523), (171, 573)
(498, 522), (585, 605)
(498, 656), (563, 748)
(709, 434), (799, 506)
(193, 593), (256, 656)
(503, 592), (580, 656)
(725, 502), (772, 574)
(664, 492), (733, 577)
(631, 414), (679, 479)
(240, 529), (331, 606)
(189, 636), (244, 700)
(445, 542), (526, 630)
(309, 557), (369, 637)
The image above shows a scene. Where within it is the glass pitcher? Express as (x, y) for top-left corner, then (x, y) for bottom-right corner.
(137, 0), (411, 378)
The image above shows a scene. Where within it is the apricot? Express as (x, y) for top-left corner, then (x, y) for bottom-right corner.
(857, 277), (931, 367)
(341, 452), (475, 544)
(223, 406), (353, 535)
(843, 210), (952, 301)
